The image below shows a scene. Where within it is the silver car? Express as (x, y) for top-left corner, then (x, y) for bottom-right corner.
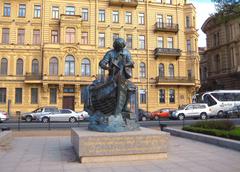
(38, 109), (88, 123)
(170, 103), (212, 120)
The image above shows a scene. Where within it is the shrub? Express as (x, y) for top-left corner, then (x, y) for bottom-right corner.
(191, 120), (235, 131)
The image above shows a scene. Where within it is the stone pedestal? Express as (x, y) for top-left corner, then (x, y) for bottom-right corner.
(71, 127), (169, 163)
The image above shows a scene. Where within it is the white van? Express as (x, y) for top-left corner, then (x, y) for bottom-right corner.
(195, 90), (240, 117)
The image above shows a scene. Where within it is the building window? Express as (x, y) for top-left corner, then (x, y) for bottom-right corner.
(81, 58), (91, 76)
(82, 8), (88, 21)
(186, 16), (190, 28)
(166, 0), (172, 4)
(34, 5), (41, 18)
(215, 54), (221, 72)
(140, 62), (146, 78)
(32, 59), (39, 74)
(0, 88), (6, 104)
(16, 59), (23, 75)
(33, 30), (40, 44)
(2, 28), (10, 44)
(19, 4), (26, 17)
(157, 36), (163, 48)
(112, 11), (119, 23)
(167, 37), (173, 48)
(4, 3), (11, 17)
(169, 89), (175, 103)
(0, 58), (8, 75)
(140, 89), (146, 104)
(166, 15), (173, 26)
(125, 12), (132, 24)
(112, 33), (119, 43)
(49, 57), (58, 75)
(159, 89), (165, 103)
(52, 6), (59, 19)
(31, 88), (38, 104)
(18, 29), (25, 45)
(156, 0), (163, 3)
(99, 33), (105, 48)
(188, 69), (192, 79)
(65, 55), (75, 76)
(99, 10), (105, 22)
(126, 34), (132, 49)
(66, 28), (75, 43)
(138, 13), (145, 25)
(159, 63), (164, 78)
(66, 6), (75, 15)
(169, 64), (174, 78)
(156, 14), (163, 27)
(81, 32), (88, 44)
(139, 35), (145, 49)
(50, 88), (57, 104)
(15, 88), (22, 104)
(187, 39), (191, 52)
(51, 30), (58, 43)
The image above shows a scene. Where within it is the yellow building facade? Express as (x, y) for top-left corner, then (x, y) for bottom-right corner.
(0, 0), (200, 115)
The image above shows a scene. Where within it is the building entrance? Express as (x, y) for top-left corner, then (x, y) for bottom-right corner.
(62, 96), (75, 110)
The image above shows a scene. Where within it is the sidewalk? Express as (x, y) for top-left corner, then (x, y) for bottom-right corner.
(0, 131), (240, 172)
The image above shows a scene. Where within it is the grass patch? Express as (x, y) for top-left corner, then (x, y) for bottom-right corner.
(183, 120), (240, 141)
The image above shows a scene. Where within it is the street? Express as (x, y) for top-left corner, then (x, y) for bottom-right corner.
(1, 118), (240, 130)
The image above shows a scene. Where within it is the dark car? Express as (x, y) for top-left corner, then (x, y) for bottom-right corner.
(225, 105), (240, 118)
(138, 109), (151, 121)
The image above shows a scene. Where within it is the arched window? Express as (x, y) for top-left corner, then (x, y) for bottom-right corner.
(0, 58), (8, 75)
(169, 64), (174, 79)
(49, 57), (58, 75)
(16, 58), (23, 75)
(140, 62), (146, 78)
(66, 28), (75, 43)
(159, 63), (164, 78)
(65, 55), (75, 76)
(81, 58), (91, 76)
(32, 59), (39, 74)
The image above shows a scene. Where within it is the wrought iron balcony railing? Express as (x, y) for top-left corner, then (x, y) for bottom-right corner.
(156, 76), (195, 84)
(109, 0), (138, 7)
(25, 73), (42, 80)
(154, 48), (181, 58)
(154, 22), (179, 33)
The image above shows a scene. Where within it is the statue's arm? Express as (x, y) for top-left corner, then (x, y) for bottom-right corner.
(125, 50), (134, 68)
(99, 51), (111, 70)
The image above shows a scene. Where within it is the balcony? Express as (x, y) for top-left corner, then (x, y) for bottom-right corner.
(109, 0), (138, 7)
(154, 22), (179, 33)
(156, 76), (195, 86)
(60, 14), (82, 24)
(25, 73), (42, 83)
(154, 48), (181, 58)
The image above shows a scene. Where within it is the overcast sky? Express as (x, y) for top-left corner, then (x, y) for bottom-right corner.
(190, 0), (216, 47)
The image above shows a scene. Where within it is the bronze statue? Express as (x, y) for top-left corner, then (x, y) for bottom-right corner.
(83, 38), (139, 132)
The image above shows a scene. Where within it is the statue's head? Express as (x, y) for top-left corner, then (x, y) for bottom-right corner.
(113, 38), (126, 51)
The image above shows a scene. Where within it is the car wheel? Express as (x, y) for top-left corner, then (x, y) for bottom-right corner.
(42, 117), (49, 123)
(69, 117), (77, 123)
(217, 111), (224, 118)
(142, 116), (147, 121)
(178, 114), (185, 120)
(25, 116), (32, 122)
(200, 113), (207, 120)
(154, 116), (159, 120)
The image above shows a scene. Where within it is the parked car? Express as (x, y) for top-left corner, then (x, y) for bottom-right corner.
(37, 109), (88, 123)
(21, 107), (59, 122)
(138, 109), (151, 121)
(170, 103), (212, 120)
(225, 105), (240, 118)
(151, 108), (177, 120)
(0, 111), (8, 122)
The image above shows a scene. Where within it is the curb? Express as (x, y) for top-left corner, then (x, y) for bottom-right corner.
(164, 127), (240, 152)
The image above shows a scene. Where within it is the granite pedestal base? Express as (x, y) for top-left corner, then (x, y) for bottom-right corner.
(71, 127), (169, 163)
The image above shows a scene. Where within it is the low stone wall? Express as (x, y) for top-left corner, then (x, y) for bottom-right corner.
(164, 127), (240, 151)
(71, 127), (169, 163)
(0, 131), (13, 147)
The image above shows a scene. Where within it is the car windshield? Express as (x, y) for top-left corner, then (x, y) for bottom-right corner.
(178, 105), (187, 110)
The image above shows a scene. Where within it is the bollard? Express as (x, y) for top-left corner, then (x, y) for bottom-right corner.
(78, 116), (80, 127)
(48, 116), (51, 130)
(16, 111), (21, 131)
(182, 118), (185, 128)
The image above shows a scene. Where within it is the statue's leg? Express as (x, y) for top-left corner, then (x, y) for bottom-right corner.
(114, 79), (128, 116)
